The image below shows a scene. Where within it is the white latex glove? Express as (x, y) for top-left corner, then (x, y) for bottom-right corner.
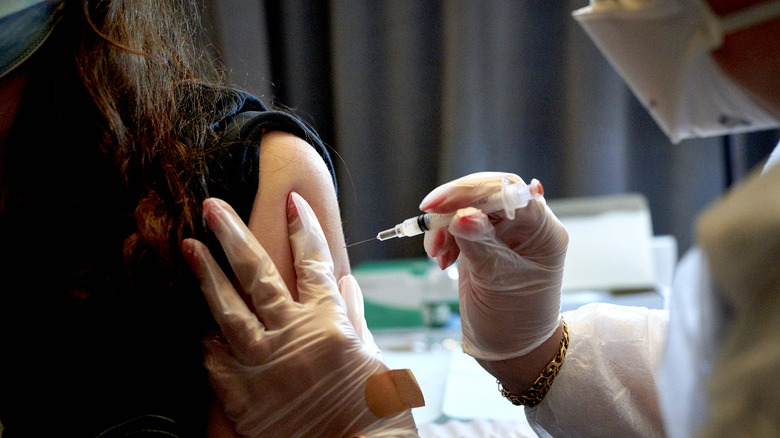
(182, 194), (417, 438)
(421, 172), (568, 360)
(339, 274), (382, 361)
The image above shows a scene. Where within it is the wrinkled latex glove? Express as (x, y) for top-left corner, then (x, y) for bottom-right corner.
(421, 172), (568, 360)
(182, 194), (417, 438)
(339, 274), (382, 361)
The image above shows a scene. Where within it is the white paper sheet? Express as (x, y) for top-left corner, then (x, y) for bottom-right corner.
(547, 194), (657, 292)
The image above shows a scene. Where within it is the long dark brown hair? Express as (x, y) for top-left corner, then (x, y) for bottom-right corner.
(68, 0), (228, 295)
(0, 2), (241, 432)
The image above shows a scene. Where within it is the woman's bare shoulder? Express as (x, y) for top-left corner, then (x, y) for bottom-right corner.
(246, 130), (349, 300)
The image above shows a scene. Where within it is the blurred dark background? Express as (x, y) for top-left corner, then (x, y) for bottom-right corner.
(200, 0), (779, 267)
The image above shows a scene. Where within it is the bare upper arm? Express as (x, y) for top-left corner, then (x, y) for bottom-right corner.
(207, 131), (350, 436)
(246, 130), (349, 301)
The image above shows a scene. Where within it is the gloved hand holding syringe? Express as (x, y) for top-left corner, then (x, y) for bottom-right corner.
(376, 176), (544, 241)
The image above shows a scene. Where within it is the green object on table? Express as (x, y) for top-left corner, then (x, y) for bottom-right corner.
(354, 258), (440, 330)
(363, 300), (424, 330)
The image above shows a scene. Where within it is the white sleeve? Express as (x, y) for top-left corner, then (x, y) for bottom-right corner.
(524, 302), (668, 438)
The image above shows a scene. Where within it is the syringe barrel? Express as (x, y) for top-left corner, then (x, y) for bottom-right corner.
(399, 216), (425, 237)
(397, 212), (454, 237)
(424, 212), (453, 230)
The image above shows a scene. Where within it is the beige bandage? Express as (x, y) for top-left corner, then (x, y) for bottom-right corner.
(365, 369), (425, 417)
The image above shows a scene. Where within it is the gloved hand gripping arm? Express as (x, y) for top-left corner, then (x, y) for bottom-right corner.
(182, 194), (418, 438)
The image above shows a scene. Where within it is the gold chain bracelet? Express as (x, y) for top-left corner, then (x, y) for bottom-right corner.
(498, 318), (569, 408)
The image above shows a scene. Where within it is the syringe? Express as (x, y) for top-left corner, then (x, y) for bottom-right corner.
(377, 177), (543, 241)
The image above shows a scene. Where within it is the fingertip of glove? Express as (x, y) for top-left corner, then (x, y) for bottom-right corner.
(337, 274), (361, 311)
(181, 238), (207, 273)
(529, 178), (544, 197)
(287, 192), (301, 224)
(202, 198), (224, 228)
(288, 192), (320, 230)
(337, 274), (357, 289)
(203, 197), (234, 219)
(181, 238), (197, 258)
(423, 228), (459, 269)
(337, 275), (355, 300)
(423, 227), (447, 256)
(419, 191), (444, 211)
(450, 207), (491, 237)
(438, 248), (460, 270)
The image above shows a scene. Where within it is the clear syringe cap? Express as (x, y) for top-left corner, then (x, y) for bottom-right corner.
(500, 177), (543, 220)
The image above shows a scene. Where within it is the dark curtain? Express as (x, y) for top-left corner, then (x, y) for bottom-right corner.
(202, 0), (779, 267)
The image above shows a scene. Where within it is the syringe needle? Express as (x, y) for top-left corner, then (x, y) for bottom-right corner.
(345, 236), (378, 248)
